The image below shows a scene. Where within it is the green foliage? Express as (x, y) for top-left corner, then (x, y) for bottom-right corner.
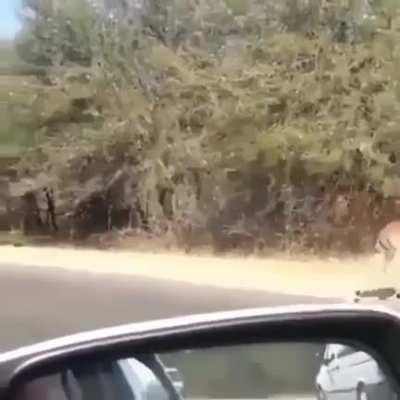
(223, 0), (250, 16)
(0, 40), (20, 67)
(16, 0), (99, 65)
(5, 0), (400, 253)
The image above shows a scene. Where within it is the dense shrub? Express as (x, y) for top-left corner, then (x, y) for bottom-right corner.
(3, 0), (400, 255)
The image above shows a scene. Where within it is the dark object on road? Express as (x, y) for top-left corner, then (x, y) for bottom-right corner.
(354, 287), (397, 303)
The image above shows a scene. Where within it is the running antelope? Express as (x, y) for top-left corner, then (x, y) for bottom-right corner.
(375, 221), (400, 272)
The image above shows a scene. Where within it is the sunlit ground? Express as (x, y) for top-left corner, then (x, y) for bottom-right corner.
(0, 245), (395, 300)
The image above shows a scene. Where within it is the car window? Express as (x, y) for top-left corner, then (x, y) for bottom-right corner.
(323, 346), (331, 361)
(71, 360), (136, 400)
(13, 359), (169, 400)
(337, 345), (357, 358)
(324, 344), (341, 360)
(14, 372), (79, 400)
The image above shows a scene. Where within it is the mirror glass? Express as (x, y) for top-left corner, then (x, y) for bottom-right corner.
(12, 341), (399, 400)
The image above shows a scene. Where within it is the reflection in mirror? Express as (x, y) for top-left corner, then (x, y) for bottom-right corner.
(12, 342), (399, 400)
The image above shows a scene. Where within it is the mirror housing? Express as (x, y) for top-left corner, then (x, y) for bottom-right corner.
(2, 304), (400, 400)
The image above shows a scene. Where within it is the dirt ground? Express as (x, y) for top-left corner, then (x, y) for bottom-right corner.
(0, 244), (399, 301)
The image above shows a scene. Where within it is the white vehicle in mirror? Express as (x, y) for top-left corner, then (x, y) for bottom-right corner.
(316, 343), (397, 400)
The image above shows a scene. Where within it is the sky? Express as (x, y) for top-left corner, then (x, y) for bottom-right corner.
(0, 0), (21, 39)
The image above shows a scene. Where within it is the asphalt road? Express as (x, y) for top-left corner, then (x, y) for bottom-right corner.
(0, 263), (339, 351)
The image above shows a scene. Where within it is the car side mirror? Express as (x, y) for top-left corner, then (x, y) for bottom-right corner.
(3, 305), (400, 400)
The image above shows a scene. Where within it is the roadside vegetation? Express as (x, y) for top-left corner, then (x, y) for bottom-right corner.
(2, 0), (400, 257)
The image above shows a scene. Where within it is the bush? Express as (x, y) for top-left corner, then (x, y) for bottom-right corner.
(4, 0), (400, 255)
